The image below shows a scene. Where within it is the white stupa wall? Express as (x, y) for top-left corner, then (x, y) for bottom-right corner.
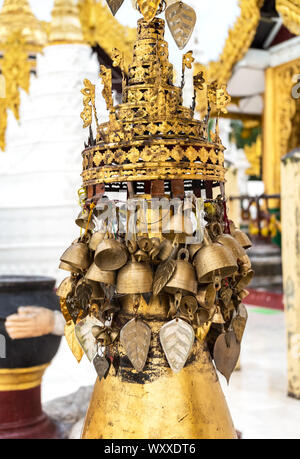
(0, 44), (103, 283)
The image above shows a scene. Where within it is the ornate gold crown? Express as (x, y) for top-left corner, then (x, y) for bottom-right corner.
(80, 17), (230, 186)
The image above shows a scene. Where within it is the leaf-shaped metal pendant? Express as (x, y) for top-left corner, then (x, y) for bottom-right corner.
(160, 318), (195, 373)
(75, 283), (93, 309)
(165, 1), (197, 50)
(64, 321), (84, 363)
(120, 319), (151, 372)
(232, 304), (248, 343)
(153, 259), (176, 296)
(213, 331), (241, 384)
(137, 0), (161, 22)
(93, 355), (110, 381)
(75, 316), (103, 362)
(106, 0), (124, 16)
(56, 276), (74, 299)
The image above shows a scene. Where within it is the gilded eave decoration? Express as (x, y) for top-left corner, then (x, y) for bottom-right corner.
(0, 32), (31, 151)
(195, 0), (264, 87)
(78, 0), (136, 70)
(277, 0), (300, 35)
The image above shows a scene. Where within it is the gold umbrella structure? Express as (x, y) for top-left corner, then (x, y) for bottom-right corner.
(57, 0), (254, 440)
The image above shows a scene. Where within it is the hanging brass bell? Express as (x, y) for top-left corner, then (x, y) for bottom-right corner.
(189, 242), (203, 259)
(212, 306), (225, 324)
(157, 238), (179, 261)
(86, 262), (116, 285)
(59, 261), (81, 274)
(216, 233), (246, 260)
(238, 254), (251, 273)
(89, 231), (106, 251)
(196, 283), (216, 311)
(193, 231), (238, 283)
(149, 237), (162, 260)
(234, 269), (254, 290)
(137, 237), (153, 252)
(210, 223), (246, 261)
(116, 257), (153, 294)
(126, 239), (138, 254)
(94, 239), (128, 271)
(164, 249), (197, 295)
(135, 249), (149, 263)
(60, 241), (90, 272)
(238, 289), (250, 301)
(229, 221), (252, 249)
(75, 209), (95, 231)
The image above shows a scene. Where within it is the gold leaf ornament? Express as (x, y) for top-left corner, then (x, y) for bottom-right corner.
(160, 318), (195, 373)
(232, 303), (248, 343)
(213, 331), (241, 384)
(120, 319), (151, 372)
(182, 51), (194, 71)
(137, 0), (162, 22)
(65, 321), (84, 363)
(80, 79), (96, 128)
(165, 1), (197, 50)
(106, 0), (125, 16)
(153, 259), (176, 296)
(75, 316), (104, 362)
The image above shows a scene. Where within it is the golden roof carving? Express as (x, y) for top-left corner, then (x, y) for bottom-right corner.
(196, 0), (263, 87)
(0, 0), (47, 50)
(78, 0), (136, 70)
(276, 0), (300, 35)
(49, 0), (84, 45)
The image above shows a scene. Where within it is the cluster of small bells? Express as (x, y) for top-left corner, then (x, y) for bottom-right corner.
(57, 196), (253, 383)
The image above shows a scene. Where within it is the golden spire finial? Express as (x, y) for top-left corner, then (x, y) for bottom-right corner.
(0, 0), (46, 50)
(49, 0), (84, 45)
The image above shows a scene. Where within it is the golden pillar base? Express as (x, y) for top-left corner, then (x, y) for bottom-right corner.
(82, 296), (237, 440)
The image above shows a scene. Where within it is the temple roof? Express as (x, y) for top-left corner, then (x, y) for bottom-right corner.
(0, 0), (47, 50)
(49, 0), (84, 45)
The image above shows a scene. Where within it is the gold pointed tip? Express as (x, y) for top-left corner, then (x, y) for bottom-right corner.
(0, 0), (47, 48)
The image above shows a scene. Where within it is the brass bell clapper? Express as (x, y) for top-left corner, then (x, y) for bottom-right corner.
(56, 0), (254, 440)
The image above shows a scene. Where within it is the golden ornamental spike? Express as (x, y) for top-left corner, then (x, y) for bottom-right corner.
(80, 79), (97, 129)
(99, 65), (114, 111)
(105, 0), (124, 16)
(137, 0), (162, 22)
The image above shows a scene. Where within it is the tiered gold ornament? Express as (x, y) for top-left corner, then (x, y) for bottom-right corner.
(57, 1), (253, 440)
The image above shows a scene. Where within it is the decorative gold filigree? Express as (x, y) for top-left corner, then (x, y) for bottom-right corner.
(81, 161), (225, 185)
(263, 59), (300, 201)
(0, 1), (46, 151)
(78, 0), (136, 70)
(207, 81), (231, 115)
(0, 31), (31, 151)
(80, 79), (98, 129)
(99, 65), (113, 111)
(244, 135), (262, 177)
(137, 0), (161, 22)
(276, 0), (300, 35)
(80, 17), (225, 185)
(0, 102), (7, 152)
